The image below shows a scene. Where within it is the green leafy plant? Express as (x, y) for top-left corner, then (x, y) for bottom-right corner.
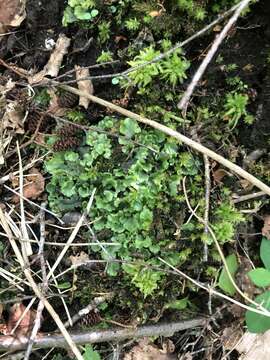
(211, 203), (244, 244)
(223, 92), (254, 129)
(126, 45), (190, 93)
(125, 18), (141, 32)
(218, 254), (238, 296)
(83, 345), (101, 360)
(96, 51), (113, 63)
(62, 0), (98, 26)
(46, 116), (203, 297)
(245, 237), (270, 333)
(219, 238), (270, 333)
(98, 21), (111, 44)
(177, 0), (206, 20)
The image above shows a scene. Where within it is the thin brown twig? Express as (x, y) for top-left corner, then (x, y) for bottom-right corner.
(53, 60), (120, 81)
(178, 0), (253, 113)
(203, 155), (210, 262)
(55, 83), (270, 197)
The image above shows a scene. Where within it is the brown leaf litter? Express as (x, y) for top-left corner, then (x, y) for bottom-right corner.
(11, 167), (45, 203)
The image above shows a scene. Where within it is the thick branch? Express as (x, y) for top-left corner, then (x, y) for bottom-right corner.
(0, 318), (205, 351)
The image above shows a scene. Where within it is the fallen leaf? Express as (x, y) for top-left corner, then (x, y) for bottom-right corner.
(0, 0), (26, 27)
(213, 25), (222, 32)
(2, 101), (25, 134)
(123, 338), (177, 360)
(28, 33), (71, 84)
(7, 303), (38, 337)
(45, 34), (71, 77)
(75, 65), (94, 109)
(70, 251), (90, 267)
(213, 168), (231, 184)
(149, 10), (162, 17)
(12, 167), (45, 203)
(221, 322), (243, 350)
(236, 330), (270, 360)
(239, 179), (253, 190)
(262, 215), (270, 240)
(243, 64), (254, 72)
(47, 88), (68, 116)
(114, 35), (127, 43)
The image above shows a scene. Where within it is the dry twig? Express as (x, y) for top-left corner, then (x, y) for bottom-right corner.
(0, 319), (206, 351)
(178, 0), (253, 113)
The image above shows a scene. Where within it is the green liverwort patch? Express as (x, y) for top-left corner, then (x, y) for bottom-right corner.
(46, 116), (202, 297)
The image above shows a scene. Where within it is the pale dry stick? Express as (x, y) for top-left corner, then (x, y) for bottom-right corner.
(232, 190), (266, 203)
(0, 319), (206, 351)
(46, 189), (96, 281)
(24, 206), (48, 360)
(4, 185), (64, 223)
(0, 208), (84, 360)
(5, 203), (40, 247)
(203, 155), (210, 262)
(56, 2), (242, 86)
(57, 84), (270, 197)
(182, 177), (270, 313)
(178, 0), (253, 113)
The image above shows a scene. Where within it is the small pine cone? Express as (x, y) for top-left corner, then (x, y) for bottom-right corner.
(56, 123), (80, 137)
(6, 88), (29, 105)
(53, 136), (81, 151)
(26, 110), (48, 133)
(79, 310), (101, 327)
(58, 91), (78, 108)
